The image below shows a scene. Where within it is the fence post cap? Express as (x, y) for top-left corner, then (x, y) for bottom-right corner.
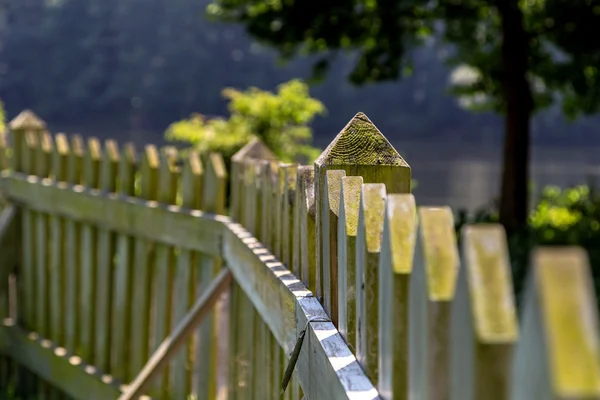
(232, 136), (278, 161)
(8, 109), (46, 130)
(315, 112), (408, 167)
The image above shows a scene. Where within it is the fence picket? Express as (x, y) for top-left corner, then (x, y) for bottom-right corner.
(172, 151), (202, 399)
(80, 138), (102, 363)
(130, 145), (160, 378)
(112, 142), (137, 382)
(151, 146), (179, 397)
(355, 183), (386, 383)
(35, 132), (53, 340)
(378, 194), (417, 399)
(196, 152), (226, 399)
(450, 224), (518, 400)
(259, 161), (274, 246)
(337, 176), (363, 351)
(49, 133), (69, 346)
(322, 170), (346, 325)
(295, 166), (316, 291)
(511, 248), (600, 400)
(65, 135), (84, 354)
(282, 164), (298, 268)
(94, 139), (119, 374)
(22, 131), (39, 333)
(0, 131), (7, 171)
(409, 206), (459, 400)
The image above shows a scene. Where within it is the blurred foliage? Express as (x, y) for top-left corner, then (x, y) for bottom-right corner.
(207, 0), (600, 118)
(456, 184), (600, 309)
(165, 79), (325, 163)
(0, 0), (599, 148)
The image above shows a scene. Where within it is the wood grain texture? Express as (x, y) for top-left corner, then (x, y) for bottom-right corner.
(451, 224), (517, 400)
(111, 142), (137, 382)
(511, 247), (600, 400)
(322, 170), (346, 326)
(314, 112), (411, 306)
(222, 220), (379, 399)
(378, 194), (416, 400)
(1, 172), (225, 256)
(118, 268), (232, 400)
(337, 176), (363, 352)
(79, 137), (102, 364)
(355, 183), (386, 383)
(94, 139), (119, 374)
(296, 166), (316, 291)
(8, 110), (46, 173)
(130, 145), (159, 377)
(49, 134), (69, 348)
(282, 164), (298, 269)
(409, 206), (459, 400)
(150, 147), (179, 397)
(64, 135), (84, 354)
(171, 151), (202, 399)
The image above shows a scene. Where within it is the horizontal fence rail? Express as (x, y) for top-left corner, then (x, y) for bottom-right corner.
(0, 109), (599, 400)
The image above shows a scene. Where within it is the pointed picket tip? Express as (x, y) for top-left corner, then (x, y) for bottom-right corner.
(315, 112), (409, 167)
(9, 109), (46, 131)
(232, 137), (278, 161)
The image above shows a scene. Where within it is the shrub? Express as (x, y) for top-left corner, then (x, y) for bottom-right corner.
(164, 79), (326, 165)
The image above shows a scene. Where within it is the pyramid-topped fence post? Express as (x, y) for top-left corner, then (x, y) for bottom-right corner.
(230, 137), (277, 221)
(8, 110), (46, 173)
(314, 112), (411, 303)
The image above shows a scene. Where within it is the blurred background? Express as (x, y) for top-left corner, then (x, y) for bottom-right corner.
(1, 0), (599, 213)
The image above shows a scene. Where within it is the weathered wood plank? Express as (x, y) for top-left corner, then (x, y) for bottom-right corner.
(49, 134), (69, 347)
(195, 152), (227, 400)
(150, 147), (179, 398)
(111, 143), (137, 382)
(314, 112), (411, 302)
(450, 224), (518, 400)
(1, 172), (225, 256)
(80, 137), (102, 364)
(0, 320), (123, 400)
(95, 139), (119, 374)
(322, 170), (346, 326)
(230, 138), (277, 221)
(378, 194), (416, 400)
(21, 132), (39, 333)
(511, 247), (600, 400)
(0, 205), (17, 320)
(409, 206), (459, 400)
(8, 110), (46, 173)
(295, 296), (380, 400)
(356, 183), (386, 383)
(296, 166), (316, 291)
(34, 132), (53, 339)
(130, 145), (160, 377)
(118, 268), (232, 400)
(282, 164), (298, 268)
(172, 151), (202, 399)
(337, 176), (363, 352)
(64, 135), (84, 354)
(222, 221), (379, 400)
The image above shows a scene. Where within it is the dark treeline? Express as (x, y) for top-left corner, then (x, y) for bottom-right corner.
(0, 0), (598, 147)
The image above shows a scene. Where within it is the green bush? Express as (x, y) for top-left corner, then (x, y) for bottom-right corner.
(164, 79), (326, 165)
(456, 185), (600, 310)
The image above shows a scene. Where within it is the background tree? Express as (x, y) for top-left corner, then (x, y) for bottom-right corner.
(165, 79), (325, 164)
(206, 0), (600, 233)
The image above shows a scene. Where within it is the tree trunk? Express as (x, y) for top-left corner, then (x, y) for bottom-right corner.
(497, 0), (533, 235)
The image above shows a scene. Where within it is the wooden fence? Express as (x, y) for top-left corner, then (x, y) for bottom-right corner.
(0, 109), (599, 399)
